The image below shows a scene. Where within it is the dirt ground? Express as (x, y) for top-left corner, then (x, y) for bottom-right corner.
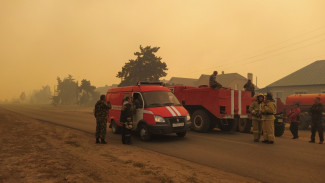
(0, 107), (262, 183)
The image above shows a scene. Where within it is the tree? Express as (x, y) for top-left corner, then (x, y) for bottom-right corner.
(20, 92), (26, 103)
(52, 76), (100, 106)
(117, 45), (168, 86)
(79, 79), (99, 105)
(55, 75), (79, 105)
(30, 86), (51, 104)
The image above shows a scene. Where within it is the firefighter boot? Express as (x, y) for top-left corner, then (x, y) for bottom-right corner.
(101, 139), (107, 144)
(96, 138), (100, 144)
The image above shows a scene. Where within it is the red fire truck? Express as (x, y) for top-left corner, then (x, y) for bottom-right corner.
(285, 93), (325, 130)
(106, 82), (191, 141)
(169, 85), (285, 136)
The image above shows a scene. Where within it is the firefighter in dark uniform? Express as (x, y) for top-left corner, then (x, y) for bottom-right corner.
(94, 95), (111, 144)
(209, 71), (222, 89)
(120, 97), (135, 144)
(261, 93), (276, 144)
(244, 79), (255, 97)
(309, 97), (324, 144)
(249, 93), (264, 142)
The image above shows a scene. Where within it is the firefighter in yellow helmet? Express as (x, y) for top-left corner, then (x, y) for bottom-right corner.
(249, 93), (264, 142)
(261, 92), (276, 144)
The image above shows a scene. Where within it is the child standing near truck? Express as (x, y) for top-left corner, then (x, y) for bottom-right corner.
(287, 103), (301, 139)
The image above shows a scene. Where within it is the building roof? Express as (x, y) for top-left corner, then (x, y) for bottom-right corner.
(167, 77), (197, 86)
(267, 60), (325, 87)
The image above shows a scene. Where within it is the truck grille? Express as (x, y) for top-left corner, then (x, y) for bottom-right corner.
(166, 117), (186, 124)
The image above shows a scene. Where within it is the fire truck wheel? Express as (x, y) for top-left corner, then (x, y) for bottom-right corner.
(191, 110), (210, 132)
(139, 124), (151, 141)
(274, 121), (285, 137)
(238, 118), (252, 133)
(111, 121), (121, 134)
(176, 131), (187, 137)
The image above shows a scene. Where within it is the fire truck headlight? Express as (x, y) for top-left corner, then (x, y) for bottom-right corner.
(186, 114), (191, 121)
(154, 115), (165, 123)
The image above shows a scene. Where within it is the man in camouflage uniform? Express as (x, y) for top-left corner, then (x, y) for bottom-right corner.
(309, 97), (324, 144)
(249, 93), (264, 142)
(261, 93), (276, 144)
(94, 95), (111, 144)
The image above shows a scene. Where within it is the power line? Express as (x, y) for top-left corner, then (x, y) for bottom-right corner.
(173, 26), (325, 76)
(253, 53), (325, 88)
(225, 36), (325, 69)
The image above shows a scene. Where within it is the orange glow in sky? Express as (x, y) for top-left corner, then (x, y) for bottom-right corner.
(1, 0), (325, 100)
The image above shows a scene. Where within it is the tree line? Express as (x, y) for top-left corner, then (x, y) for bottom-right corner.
(17, 76), (98, 106)
(16, 45), (167, 106)
(51, 75), (99, 106)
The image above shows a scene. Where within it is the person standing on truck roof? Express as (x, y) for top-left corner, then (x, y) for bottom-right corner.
(261, 93), (276, 144)
(94, 95), (111, 144)
(249, 93), (264, 142)
(287, 103), (301, 139)
(244, 79), (255, 97)
(309, 97), (324, 144)
(209, 71), (222, 89)
(120, 97), (135, 145)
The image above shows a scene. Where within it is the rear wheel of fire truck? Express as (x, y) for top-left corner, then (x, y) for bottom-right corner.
(191, 110), (210, 132)
(176, 131), (187, 137)
(139, 123), (151, 141)
(238, 118), (252, 133)
(111, 121), (121, 134)
(274, 120), (285, 137)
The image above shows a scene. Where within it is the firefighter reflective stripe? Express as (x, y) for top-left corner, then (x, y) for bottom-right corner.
(253, 130), (259, 134)
(231, 90), (234, 115)
(166, 106), (176, 116)
(170, 106), (181, 116)
(143, 110), (153, 114)
(111, 105), (122, 110)
(238, 90), (241, 115)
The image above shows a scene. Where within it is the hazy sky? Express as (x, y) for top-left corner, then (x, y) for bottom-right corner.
(1, 0), (325, 100)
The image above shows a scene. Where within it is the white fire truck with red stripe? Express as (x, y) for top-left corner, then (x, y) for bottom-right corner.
(106, 82), (191, 141)
(169, 85), (285, 136)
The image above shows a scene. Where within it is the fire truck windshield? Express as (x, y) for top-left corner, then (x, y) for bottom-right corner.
(142, 91), (181, 108)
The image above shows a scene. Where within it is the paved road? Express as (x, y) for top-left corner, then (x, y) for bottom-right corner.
(2, 104), (325, 183)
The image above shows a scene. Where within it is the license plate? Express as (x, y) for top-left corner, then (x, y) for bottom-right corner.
(277, 119), (283, 122)
(172, 123), (184, 127)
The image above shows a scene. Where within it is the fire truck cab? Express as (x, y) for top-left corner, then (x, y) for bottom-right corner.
(106, 82), (191, 141)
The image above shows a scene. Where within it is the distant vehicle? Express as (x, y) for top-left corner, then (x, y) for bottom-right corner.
(169, 85), (285, 137)
(285, 94), (325, 130)
(106, 82), (191, 141)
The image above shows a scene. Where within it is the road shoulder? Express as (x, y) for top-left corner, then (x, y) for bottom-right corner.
(0, 107), (260, 183)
